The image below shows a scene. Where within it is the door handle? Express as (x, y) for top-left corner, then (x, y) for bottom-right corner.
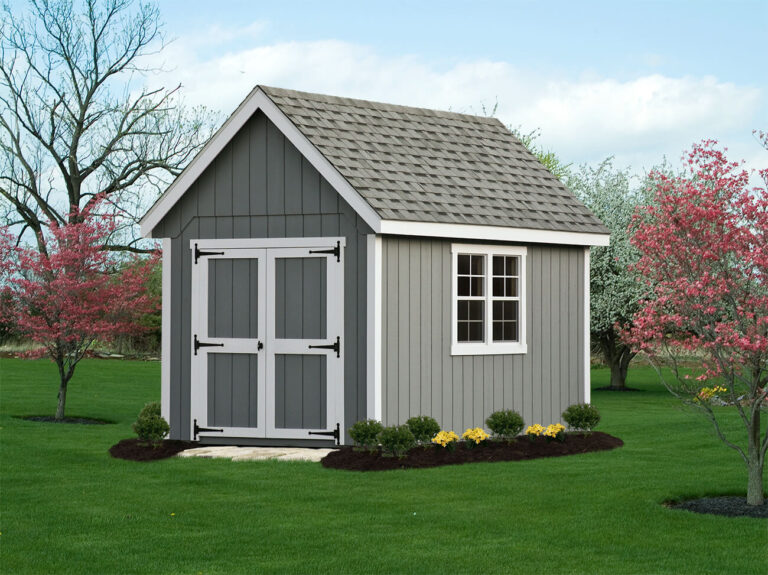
(257, 341), (264, 351)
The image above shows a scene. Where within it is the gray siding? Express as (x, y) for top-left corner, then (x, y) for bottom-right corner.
(381, 238), (585, 431)
(154, 110), (372, 441)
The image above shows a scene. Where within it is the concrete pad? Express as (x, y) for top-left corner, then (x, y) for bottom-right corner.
(178, 445), (334, 462)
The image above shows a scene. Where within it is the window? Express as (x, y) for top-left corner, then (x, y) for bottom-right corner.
(451, 244), (527, 355)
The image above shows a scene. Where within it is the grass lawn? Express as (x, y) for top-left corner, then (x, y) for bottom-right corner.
(1, 358), (765, 574)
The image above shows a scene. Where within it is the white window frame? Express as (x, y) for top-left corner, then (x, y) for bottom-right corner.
(451, 244), (527, 356)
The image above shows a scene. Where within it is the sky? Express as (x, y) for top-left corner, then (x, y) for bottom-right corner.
(139, 0), (766, 181)
(12, 0), (768, 180)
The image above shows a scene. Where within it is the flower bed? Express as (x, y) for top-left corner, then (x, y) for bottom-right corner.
(321, 431), (623, 472)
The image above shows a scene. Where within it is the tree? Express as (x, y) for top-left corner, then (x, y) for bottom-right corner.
(511, 127), (571, 182)
(567, 159), (650, 389)
(0, 201), (159, 419)
(625, 140), (768, 505)
(0, 0), (215, 254)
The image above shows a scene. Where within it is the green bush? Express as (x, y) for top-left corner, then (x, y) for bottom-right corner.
(485, 409), (524, 439)
(405, 415), (440, 443)
(562, 403), (601, 432)
(377, 425), (416, 458)
(349, 419), (383, 450)
(132, 401), (169, 445)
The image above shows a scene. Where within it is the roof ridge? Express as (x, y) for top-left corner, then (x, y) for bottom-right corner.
(259, 85), (503, 125)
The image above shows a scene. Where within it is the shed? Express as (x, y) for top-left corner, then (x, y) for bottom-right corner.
(140, 86), (610, 446)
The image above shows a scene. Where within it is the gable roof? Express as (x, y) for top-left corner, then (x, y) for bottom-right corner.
(141, 86), (609, 245)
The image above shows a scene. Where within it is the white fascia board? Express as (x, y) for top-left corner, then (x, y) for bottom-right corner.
(140, 87), (382, 238)
(380, 220), (610, 247)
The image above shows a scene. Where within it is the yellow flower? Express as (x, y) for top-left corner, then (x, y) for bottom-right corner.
(526, 424), (545, 436)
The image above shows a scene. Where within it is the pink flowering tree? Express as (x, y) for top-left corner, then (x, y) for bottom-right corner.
(0, 204), (159, 420)
(625, 140), (767, 506)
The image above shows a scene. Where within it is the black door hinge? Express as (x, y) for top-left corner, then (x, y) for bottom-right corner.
(194, 334), (224, 355)
(309, 240), (341, 262)
(194, 243), (224, 264)
(308, 422), (340, 445)
(308, 335), (340, 358)
(194, 419), (223, 440)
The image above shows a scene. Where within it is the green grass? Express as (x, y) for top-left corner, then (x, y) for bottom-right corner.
(1, 358), (765, 574)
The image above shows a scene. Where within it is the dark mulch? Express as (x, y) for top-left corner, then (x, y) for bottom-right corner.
(109, 438), (197, 462)
(322, 431), (623, 472)
(17, 415), (112, 425)
(666, 496), (768, 519)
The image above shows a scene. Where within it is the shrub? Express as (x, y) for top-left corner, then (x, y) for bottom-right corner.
(562, 403), (601, 432)
(405, 415), (440, 443)
(431, 430), (459, 449)
(485, 409), (524, 439)
(349, 419), (383, 451)
(378, 425), (416, 458)
(132, 402), (169, 446)
(462, 427), (490, 447)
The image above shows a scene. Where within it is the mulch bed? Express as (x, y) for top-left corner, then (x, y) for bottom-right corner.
(109, 438), (197, 462)
(321, 431), (623, 471)
(18, 415), (112, 425)
(666, 496), (767, 519)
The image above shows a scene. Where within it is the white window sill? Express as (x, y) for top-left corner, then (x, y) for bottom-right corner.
(451, 343), (528, 356)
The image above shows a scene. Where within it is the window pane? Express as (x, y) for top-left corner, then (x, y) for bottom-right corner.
(469, 321), (484, 342)
(493, 277), (504, 297)
(504, 321), (518, 341)
(493, 256), (504, 276)
(506, 278), (518, 297)
(458, 300), (468, 321)
(506, 256), (518, 276)
(470, 255), (484, 275)
(458, 254), (470, 275)
(470, 276), (484, 296)
(458, 322), (469, 342)
(504, 301), (518, 321)
(458, 276), (469, 297)
(469, 300), (484, 320)
(493, 321), (503, 341)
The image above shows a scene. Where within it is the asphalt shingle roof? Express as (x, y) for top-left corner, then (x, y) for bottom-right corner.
(262, 86), (608, 235)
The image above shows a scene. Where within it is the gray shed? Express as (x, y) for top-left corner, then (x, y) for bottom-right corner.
(140, 86), (610, 446)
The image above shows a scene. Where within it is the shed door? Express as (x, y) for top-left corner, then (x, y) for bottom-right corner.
(190, 240), (344, 443)
(266, 247), (344, 440)
(190, 247), (267, 439)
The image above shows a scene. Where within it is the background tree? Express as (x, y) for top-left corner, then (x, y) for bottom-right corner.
(567, 159), (650, 389)
(625, 140), (767, 505)
(0, 0), (215, 253)
(512, 126), (571, 181)
(0, 201), (159, 419)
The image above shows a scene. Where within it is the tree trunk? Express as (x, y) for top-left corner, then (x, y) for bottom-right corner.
(55, 379), (68, 420)
(599, 330), (636, 390)
(746, 409), (764, 506)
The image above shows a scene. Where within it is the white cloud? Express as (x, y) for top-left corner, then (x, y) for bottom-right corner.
(145, 35), (765, 176)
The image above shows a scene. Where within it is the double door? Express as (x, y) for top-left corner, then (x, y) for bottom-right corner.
(190, 238), (344, 442)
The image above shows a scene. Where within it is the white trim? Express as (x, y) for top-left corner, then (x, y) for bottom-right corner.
(583, 247), (591, 404)
(189, 237), (345, 250)
(140, 87), (382, 237)
(450, 244), (528, 356)
(160, 238), (171, 424)
(366, 235), (382, 421)
(380, 220), (610, 247)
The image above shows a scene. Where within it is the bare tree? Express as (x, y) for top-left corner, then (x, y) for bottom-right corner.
(0, 0), (216, 253)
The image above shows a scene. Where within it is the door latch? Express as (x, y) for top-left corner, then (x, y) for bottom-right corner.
(194, 334), (224, 355)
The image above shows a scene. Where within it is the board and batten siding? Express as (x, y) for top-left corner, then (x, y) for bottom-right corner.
(152, 110), (372, 443)
(380, 237), (585, 431)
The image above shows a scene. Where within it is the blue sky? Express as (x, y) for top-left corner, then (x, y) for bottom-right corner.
(145, 0), (765, 178)
(12, 0), (761, 178)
